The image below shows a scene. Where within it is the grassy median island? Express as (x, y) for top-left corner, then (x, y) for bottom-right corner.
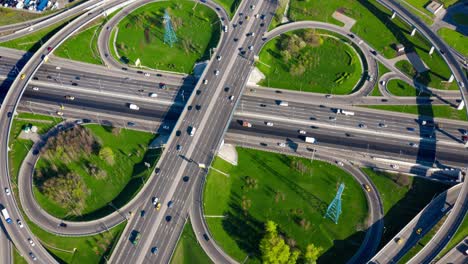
(0, 7), (43, 26)
(258, 29), (363, 94)
(362, 168), (450, 248)
(33, 124), (160, 220)
(171, 220), (213, 264)
(204, 148), (368, 263)
(361, 104), (467, 121)
(386, 79), (430, 97)
(114, 0), (220, 74)
(438, 28), (468, 57)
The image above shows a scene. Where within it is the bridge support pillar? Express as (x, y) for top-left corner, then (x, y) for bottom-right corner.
(391, 11), (396, 19)
(457, 100), (465, 110)
(411, 28), (417, 36)
(429, 46), (435, 55)
(448, 74), (455, 83)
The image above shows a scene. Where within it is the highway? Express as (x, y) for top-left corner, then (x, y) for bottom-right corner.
(0, 0), (106, 42)
(0, 0), (135, 263)
(0, 224), (12, 264)
(436, 237), (468, 264)
(370, 183), (462, 264)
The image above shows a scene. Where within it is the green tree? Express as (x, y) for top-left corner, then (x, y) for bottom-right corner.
(304, 244), (322, 264)
(260, 221), (300, 264)
(99, 146), (115, 165)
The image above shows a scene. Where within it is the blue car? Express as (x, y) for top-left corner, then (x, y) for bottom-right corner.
(151, 247), (158, 254)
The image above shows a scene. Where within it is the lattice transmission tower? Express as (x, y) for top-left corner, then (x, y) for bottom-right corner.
(324, 183), (345, 224)
(163, 9), (177, 47)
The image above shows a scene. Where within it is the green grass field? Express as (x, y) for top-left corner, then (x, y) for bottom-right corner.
(13, 248), (28, 264)
(171, 220), (213, 264)
(362, 105), (467, 121)
(362, 168), (449, 248)
(214, 0), (240, 18)
(204, 148), (368, 263)
(0, 17), (75, 52)
(258, 30), (363, 94)
(287, 0), (455, 90)
(115, 0), (220, 74)
(371, 62), (392, 96)
(8, 114), (127, 264)
(386, 79), (430, 97)
(438, 28), (468, 57)
(0, 7), (43, 26)
(452, 12), (468, 26)
(34, 124), (160, 220)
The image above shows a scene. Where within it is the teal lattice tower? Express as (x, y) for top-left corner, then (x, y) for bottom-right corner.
(163, 9), (177, 47)
(324, 183), (344, 224)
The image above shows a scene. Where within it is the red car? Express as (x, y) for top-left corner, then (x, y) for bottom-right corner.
(47, 46), (52, 52)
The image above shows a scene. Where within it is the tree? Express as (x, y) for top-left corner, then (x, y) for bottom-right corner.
(259, 221), (300, 264)
(99, 147), (115, 165)
(304, 244), (322, 264)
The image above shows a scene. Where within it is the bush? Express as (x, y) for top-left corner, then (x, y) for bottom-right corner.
(99, 147), (115, 165)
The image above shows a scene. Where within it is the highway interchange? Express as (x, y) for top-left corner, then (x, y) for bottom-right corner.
(0, 0), (467, 263)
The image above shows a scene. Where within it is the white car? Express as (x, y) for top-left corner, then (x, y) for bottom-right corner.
(5, 188), (11, 195)
(55, 66), (61, 70)
(149, 93), (158, 98)
(229, 95), (234, 101)
(248, 45), (254, 51)
(17, 219), (24, 228)
(298, 130), (306, 135)
(336, 161), (344, 167)
(203, 79), (208, 84)
(32, 87), (39, 91)
(162, 125), (170, 130)
(278, 142), (286, 147)
(217, 55), (222, 61)
(250, 4), (255, 9)
(215, 70), (220, 76)
(266, 122), (273, 127)
(56, 111), (64, 116)
(390, 164), (399, 169)
(28, 238), (35, 247)
(144, 73), (150, 77)
(152, 197), (159, 205)
(409, 142), (419, 148)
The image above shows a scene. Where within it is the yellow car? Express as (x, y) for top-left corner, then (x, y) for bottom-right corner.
(397, 237), (404, 245)
(364, 184), (371, 192)
(155, 202), (161, 211)
(20, 74), (26, 80)
(416, 228), (422, 235)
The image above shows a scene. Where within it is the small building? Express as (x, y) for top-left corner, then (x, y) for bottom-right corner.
(395, 43), (405, 53)
(426, 1), (444, 15)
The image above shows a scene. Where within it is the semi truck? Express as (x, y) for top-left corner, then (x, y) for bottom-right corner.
(1, 208), (12, 224)
(242, 121), (252, 127)
(305, 137), (316, 143)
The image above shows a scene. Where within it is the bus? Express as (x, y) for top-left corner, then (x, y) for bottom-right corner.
(1, 208), (12, 224)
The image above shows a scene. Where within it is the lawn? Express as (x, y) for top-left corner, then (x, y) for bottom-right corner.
(115, 0), (220, 74)
(171, 220), (213, 264)
(213, 0), (240, 18)
(370, 62), (392, 96)
(438, 28), (468, 57)
(287, 0), (456, 90)
(0, 7), (43, 26)
(386, 79), (430, 97)
(257, 30), (363, 94)
(362, 168), (450, 248)
(362, 105), (467, 121)
(204, 148), (368, 264)
(34, 124), (160, 220)
(13, 248), (28, 264)
(452, 12), (468, 26)
(0, 17), (75, 52)
(8, 114), (128, 264)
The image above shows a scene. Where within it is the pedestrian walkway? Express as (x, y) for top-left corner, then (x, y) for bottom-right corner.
(218, 143), (238, 165)
(332, 11), (356, 31)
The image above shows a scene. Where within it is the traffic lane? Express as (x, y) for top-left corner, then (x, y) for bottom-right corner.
(436, 238), (468, 264)
(227, 122), (468, 165)
(242, 95), (467, 137)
